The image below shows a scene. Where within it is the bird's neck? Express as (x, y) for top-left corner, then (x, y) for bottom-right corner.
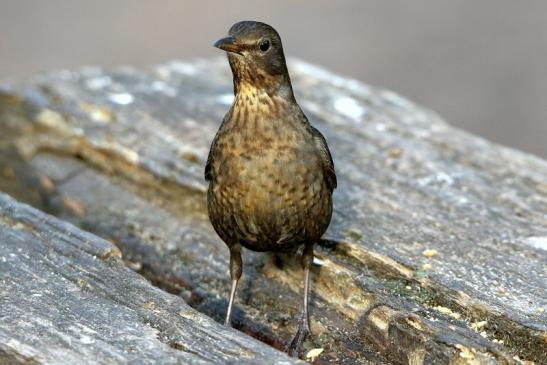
(230, 63), (294, 100)
(227, 82), (305, 132)
(236, 80), (293, 99)
(234, 80), (293, 104)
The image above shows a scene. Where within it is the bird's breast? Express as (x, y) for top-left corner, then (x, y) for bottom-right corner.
(215, 134), (319, 189)
(207, 99), (333, 249)
(209, 124), (330, 244)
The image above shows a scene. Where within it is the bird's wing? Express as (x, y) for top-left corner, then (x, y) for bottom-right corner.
(205, 128), (221, 182)
(204, 143), (214, 181)
(205, 114), (230, 181)
(310, 125), (337, 191)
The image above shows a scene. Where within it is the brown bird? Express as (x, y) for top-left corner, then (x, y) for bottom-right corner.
(206, 21), (336, 355)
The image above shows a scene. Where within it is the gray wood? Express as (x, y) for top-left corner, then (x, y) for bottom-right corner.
(0, 58), (545, 364)
(0, 193), (302, 365)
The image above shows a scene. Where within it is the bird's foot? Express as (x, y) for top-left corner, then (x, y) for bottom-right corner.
(286, 315), (311, 357)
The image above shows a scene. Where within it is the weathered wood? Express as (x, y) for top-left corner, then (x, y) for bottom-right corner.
(0, 193), (303, 365)
(0, 58), (545, 364)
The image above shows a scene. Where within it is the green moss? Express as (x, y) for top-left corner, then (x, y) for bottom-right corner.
(346, 230), (363, 241)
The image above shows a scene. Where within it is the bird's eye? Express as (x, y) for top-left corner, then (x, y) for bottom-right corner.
(259, 39), (270, 52)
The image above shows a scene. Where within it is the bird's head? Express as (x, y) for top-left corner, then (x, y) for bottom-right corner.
(214, 21), (293, 97)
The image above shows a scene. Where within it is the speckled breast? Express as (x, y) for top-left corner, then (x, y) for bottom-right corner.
(207, 134), (333, 252)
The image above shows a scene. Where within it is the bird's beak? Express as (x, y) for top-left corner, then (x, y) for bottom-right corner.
(213, 36), (243, 55)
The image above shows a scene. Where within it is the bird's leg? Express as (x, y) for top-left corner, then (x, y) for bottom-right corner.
(225, 244), (242, 326)
(288, 242), (314, 356)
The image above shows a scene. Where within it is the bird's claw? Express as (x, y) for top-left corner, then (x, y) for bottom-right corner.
(287, 315), (311, 357)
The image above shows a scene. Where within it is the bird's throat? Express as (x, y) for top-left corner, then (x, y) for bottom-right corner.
(234, 77), (294, 106)
(233, 86), (281, 118)
(229, 59), (294, 100)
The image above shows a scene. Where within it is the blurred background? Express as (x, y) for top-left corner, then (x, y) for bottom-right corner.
(1, 1), (545, 158)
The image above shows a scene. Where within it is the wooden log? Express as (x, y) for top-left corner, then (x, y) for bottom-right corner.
(0, 193), (303, 364)
(0, 58), (545, 364)
(0, 194), (302, 365)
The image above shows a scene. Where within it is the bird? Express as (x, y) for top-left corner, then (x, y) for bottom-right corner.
(205, 20), (336, 356)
